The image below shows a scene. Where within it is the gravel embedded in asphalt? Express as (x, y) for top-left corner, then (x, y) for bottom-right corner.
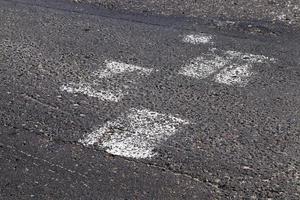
(72, 0), (300, 26)
(0, 0), (300, 199)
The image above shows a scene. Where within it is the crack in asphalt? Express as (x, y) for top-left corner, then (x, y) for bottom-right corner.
(21, 93), (74, 117)
(42, 135), (236, 194)
(1, 130), (224, 192)
(0, 142), (89, 179)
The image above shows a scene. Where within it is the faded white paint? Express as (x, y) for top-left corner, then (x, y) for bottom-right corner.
(182, 34), (213, 44)
(179, 55), (228, 79)
(80, 108), (189, 159)
(61, 61), (153, 102)
(60, 82), (123, 102)
(214, 64), (253, 85)
(179, 49), (275, 86)
(95, 60), (153, 79)
(225, 50), (274, 63)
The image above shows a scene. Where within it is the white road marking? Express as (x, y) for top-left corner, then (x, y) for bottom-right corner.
(179, 49), (275, 86)
(224, 50), (275, 63)
(179, 55), (228, 79)
(214, 64), (252, 85)
(80, 108), (190, 159)
(95, 60), (153, 79)
(61, 61), (153, 102)
(182, 34), (213, 44)
(60, 82), (123, 102)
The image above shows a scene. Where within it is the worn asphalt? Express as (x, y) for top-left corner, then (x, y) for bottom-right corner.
(0, 0), (299, 199)
(72, 0), (300, 27)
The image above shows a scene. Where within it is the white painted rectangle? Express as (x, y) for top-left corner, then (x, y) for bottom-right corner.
(179, 49), (275, 86)
(60, 82), (123, 102)
(182, 34), (213, 44)
(214, 64), (253, 86)
(179, 55), (228, 79)
(95, 60), (153, 79)
(61, 60), (153, 102)
(224, 50), (275, 63)
(79, 108), (190, 159)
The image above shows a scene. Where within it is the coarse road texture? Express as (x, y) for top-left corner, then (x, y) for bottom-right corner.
(72, 0), (300, 27)
(0, 0), (300, 199)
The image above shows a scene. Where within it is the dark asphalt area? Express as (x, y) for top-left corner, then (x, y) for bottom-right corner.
(72, 0), (300, 27)
(0, 0), (300, 199)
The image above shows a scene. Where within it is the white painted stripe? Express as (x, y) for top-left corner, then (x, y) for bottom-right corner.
(214, 64), (253, 85)
(182, 34), (213, 44)
(80, 108), (189, 159)
(179, 55), (228, 79)
(95, 60), (153, 79)
(60, 82), (123, 102)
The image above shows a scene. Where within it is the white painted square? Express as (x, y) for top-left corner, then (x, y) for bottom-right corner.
(179, 55), (228, 79)
(79, 108), (190, 159)
(60, 82), (123, 102)
(214, 64), (253, 85)
(60, 61), (153, 102)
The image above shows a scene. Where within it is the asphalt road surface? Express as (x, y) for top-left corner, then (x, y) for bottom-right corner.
(0, 0), (300, 199)
(72, 0), (300, 27)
